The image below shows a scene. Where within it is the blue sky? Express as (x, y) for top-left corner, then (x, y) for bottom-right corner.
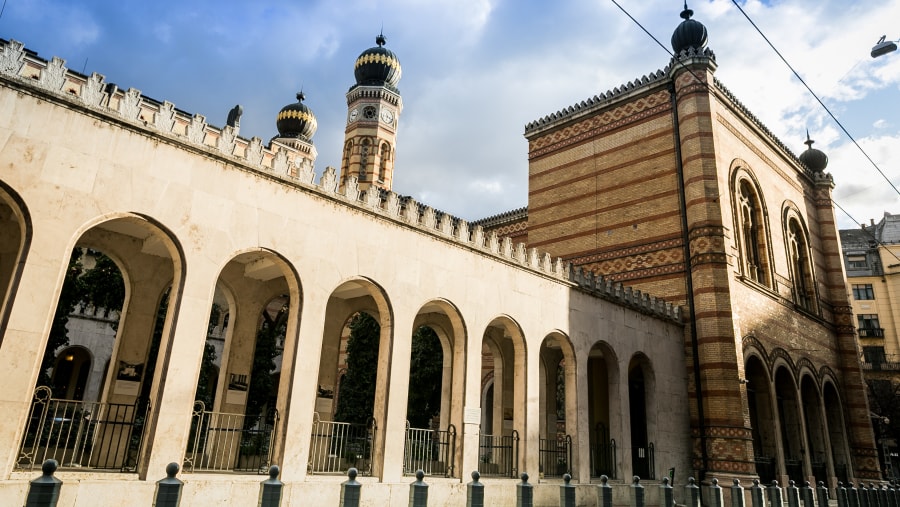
(2, 0), (899, 228)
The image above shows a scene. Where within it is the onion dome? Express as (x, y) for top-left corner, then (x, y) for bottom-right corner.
(276, 92), (317, 141)
(671, 2), (708, 54)
(354, 33), (402, 89)
(799, 132), (828, 172)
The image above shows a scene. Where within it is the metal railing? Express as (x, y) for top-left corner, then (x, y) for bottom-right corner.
(403, 423), (456, 477)
(16, 386), (147, 472)
(591, 422), (617, 478)
(479, 430), (518, 478)
(859, 327), (886, 338)
(539, 435), (572, 478)
(632, 443), (655, 480)
(308, 413), (376, 476)
(183, 401), (278, 473)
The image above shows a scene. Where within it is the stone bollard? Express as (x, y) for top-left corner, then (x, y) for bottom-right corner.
(850, 482), (861, 507)
(801, 481), (816, 507)
(891, 483), (900, 507)
(154, 462), (184, 507)
(787, 480), (801, 507)
(660, 477), (675, 507)
(836, 483), (847, 507)
(560, 474), (576, 507)
(516, 473), (533, 507)
(24, 459), (62, 507)
(599, 475), (614, 507)
(750, 479), (766, 507)
(631, 476), (645, 507)
(685, 477), (701, 507)
(409, 470), (428, 507)
(731, 479), (746, 507)
(768, 480), (784, 507)
(258, 465), (283, 507)
(340, 468), (361, 507)
(880, 484), (891, 507)
(856, 482), (875, 507)
(467, 471), (484, 507)
(818, 482), (831, 507)
(709, 478), (724, 507)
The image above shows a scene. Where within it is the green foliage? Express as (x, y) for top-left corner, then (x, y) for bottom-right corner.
(867, 379), (900, 449)
(334, 312), (380, 425)
(406, 326), (443, 428)
(194, 342), (218, 408)
(79, 250), (126, 324)
(244, 299), (288, 430)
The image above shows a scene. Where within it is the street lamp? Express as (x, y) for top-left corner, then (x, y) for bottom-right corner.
(872, 35), (898, 58)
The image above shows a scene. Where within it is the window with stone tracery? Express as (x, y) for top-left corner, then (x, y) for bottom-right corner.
(732, 171), (772, 288)
(786, 215), (816, 313)
(359, 139), (370, 181)
(378, 142), (390, 184)
(736, 179), (771, 286)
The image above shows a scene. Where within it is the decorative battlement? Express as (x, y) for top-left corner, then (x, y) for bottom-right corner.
(346, 86), (401, 106)
(0, 38), (684, 324)
(711, 78), (822, 181)
(470, 206), (528, 228)
(524, 68), (670, 136)
(569, 266), (682, 323)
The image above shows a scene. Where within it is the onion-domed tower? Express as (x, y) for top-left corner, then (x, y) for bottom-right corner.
(341, 33), (403, 193)
(272, 91), (318, 170)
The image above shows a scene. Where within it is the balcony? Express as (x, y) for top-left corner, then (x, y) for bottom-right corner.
(859, 327), (886, 338)
(861, 355), (900, 371)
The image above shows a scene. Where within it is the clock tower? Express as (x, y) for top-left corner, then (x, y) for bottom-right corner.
(341, 34), (402, 193)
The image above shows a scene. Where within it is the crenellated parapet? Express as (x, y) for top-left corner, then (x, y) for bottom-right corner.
(569, 266), (683, 323)
(0, 38), (685, 324)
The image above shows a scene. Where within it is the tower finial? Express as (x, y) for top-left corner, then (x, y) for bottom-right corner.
(681, 2), (694, 20)
(804, 129), (814, 148)
(376, 30), (386, 47)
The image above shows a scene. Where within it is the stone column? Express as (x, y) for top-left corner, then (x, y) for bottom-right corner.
(380, 305), (415, 482)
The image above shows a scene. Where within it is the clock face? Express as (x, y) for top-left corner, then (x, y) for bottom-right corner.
(380, 108), (394, 124)
(348, 108), (359, 122)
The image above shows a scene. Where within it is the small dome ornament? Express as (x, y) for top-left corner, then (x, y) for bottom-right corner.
(276, 91), (317, 141)
(354, 33), (402, 89)
(798, 131), (828, 172)
(671, 2), (708, 54)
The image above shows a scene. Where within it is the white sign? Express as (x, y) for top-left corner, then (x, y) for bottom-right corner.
(464, 407), (481, 425)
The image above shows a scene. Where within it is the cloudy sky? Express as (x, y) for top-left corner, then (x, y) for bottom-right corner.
(3, 0), (899, 227)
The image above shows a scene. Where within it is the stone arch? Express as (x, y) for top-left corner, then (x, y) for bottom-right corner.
(479, 315), (526, 477)
(537, 331), (576, 478)
(768, 347), (795, 374)
(799, 371), (828, 484)
(405, 298), (467, 477)
(745, 353), (777, 483)
(311, 277), (393, 478)
(188, 248), (303, 473)
(627, 352), (656, 479)
(774, 365), (804, 483)
(822, 378), (852, 484)
(586, 340), (620, 478)
(0, 181), (32, 346)
(32, 212), (185, 475)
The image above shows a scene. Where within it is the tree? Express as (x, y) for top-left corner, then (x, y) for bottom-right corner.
(334, 312), (380, 425)
(244, 298), (287, 430)
(406, 326), (443, 428)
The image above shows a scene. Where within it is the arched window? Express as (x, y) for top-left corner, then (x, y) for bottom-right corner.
(786, 213), (816, 312)
(360, 139), (370, 181)
(378, 143), (390, 184)
(732, 169), (771, 287)
(342, 141), (352, 174)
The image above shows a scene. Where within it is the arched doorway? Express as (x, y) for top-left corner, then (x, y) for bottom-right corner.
(823, 381), (851, 484)
(587, 342), (619, 478)
(628, 355), (655, 479)
(50, 346), (92, 401)
(746, 355), (777, 483)
(538, 333), (575, 479)
(775, 366), (803, 484)
(800, 374), (828, 484)
(0, 184), (30, 347)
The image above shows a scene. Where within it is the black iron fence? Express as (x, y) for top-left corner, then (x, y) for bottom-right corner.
(403, 423), (456, 477)
(479, 431), (518, 478)
(308, 413), (376, 476)
(16, 386), (147, 472)
(539, 435), (571, 478)
(183, 401), (278, 473)
(631, 443), (655, 479)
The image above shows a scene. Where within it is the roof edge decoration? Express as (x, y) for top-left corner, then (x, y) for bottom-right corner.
(0, 38), (684, 323)
(470, 206), (528, 227)
(524, 67), (670, 135)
